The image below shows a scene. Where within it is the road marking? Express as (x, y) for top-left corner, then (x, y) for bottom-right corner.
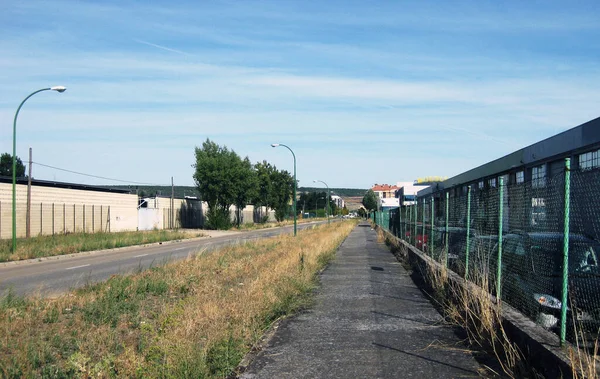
(133, 254), (148, 258)
(65, 264), (90, 271)
(173, 247), (185, 251)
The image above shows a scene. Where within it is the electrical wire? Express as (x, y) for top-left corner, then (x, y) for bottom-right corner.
(31, 161), (170, 186)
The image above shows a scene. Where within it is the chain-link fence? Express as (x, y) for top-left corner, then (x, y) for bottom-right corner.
(377, 159), (600, 345)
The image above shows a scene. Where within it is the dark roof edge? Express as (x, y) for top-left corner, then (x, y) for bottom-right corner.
(0, 176), (132, 194)
(417, 116), (600, 197)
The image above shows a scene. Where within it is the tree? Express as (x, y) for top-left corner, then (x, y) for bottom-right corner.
(193, 139), (249, 230)
(357, 207), (367, 218)
(362, 189), (378, 213)
(0, 153), (25, 178)
(231, 157), (258, 228)
(268, 168), (294, 222)
(253, 161), (275, 223)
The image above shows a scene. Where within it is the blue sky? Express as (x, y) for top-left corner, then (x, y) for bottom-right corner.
(1, 1), (599, 190)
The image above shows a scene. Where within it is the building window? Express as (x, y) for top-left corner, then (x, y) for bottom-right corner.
(532, 165), (546, 188)
(531, 197), (546, 226)
(488, 178), (497, 188)
(579, 149), (600, 171)
(478, 181), (484, 190)
(516, 171), (524, 184)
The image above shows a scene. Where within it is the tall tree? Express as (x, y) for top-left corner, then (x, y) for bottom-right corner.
(232, 157), (258, 227)
(268, 168), (294, 222)
(253, 161), (275, 222)
(362, 189), (378, 212)
(193, 139), (244, 229)
(0, 153), (25, 178)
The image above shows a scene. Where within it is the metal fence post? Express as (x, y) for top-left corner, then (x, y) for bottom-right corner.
(465, 186), (472, 279)
(398, 207), (402, 238)
(414, 201), (418, 246)
(422, 199), (426, 253)
(560, 158), (571, 346)
(445, 192), (449, 268)
(431, 196), (435, 258)
(496, 177), (504, 301)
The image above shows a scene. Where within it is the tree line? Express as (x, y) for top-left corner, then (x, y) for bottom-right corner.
(0, 153), (26, 178)
(193, 139), (295, 229)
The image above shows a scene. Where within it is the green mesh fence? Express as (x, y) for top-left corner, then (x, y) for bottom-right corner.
(373, 159), (600, 345)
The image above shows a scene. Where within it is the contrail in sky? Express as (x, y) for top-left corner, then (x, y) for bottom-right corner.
(134, 39), (193, 56)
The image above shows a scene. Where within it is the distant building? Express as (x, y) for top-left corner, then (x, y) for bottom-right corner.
(331, 195), (345, 209)
(371, 183), (400, 209)
(395, 182), (430, 206)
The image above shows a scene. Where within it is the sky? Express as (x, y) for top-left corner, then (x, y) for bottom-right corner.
(1, 1), (599, 190)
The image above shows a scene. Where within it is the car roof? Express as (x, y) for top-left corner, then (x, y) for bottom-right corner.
(505, 232), (596, 243)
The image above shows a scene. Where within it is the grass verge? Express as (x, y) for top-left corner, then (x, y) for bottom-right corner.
(0, 230), (204, 262)
(0, 220), (357, 378)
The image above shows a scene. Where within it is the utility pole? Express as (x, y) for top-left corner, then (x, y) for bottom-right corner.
(171, 177), (174, 229)
(26, 147), (32, 238)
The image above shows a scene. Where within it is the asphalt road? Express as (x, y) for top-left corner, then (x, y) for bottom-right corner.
(0, 220), (334, 297)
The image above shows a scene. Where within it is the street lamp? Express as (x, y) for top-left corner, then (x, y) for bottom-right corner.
(271, 143), (297, 236)
(313, 179), (330, 224)
(12, 86), (66, 251)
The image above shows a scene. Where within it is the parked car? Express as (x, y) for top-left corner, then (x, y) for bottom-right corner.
(449, 234), (498, 278)
(498, 233), (600, 335)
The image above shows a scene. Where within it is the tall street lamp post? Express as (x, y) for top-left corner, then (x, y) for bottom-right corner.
(12, 86), (66, 251)
(271, 143), (297, 236)
(313, 179), (330, 224)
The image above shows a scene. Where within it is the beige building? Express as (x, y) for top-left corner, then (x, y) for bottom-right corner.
(1, 178), (279, 239)
(0, 178), (138, 239)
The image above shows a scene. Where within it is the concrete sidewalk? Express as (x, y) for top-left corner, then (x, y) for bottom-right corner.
(240, 223), (487, 378)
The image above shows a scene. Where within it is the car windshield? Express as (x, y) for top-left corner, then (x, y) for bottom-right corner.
(571, 242), (599, 273)
(531, 239), (600, 274)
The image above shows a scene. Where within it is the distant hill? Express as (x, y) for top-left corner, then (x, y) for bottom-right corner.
(102, 185), (367, 199)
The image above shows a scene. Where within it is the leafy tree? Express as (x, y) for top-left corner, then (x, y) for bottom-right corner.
(0, 153), (25, 178)
(252, 161), (276, 223)
(341, 206), (349, 216)
(362, 189), (378, 212)
(298, 191), (328, 216)
(357, 207), (367, 218)
(232, 157), (258, 227)
(193, 139), (248, 230)
(268, 168), (294, 222)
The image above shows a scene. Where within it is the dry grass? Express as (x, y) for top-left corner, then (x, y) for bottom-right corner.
(0, 220), (357, 378)
(437, 265), (534, 378)
(232, 217), (329, 231)
(568, 320), (600, 378)
(394, 232), (537, 378)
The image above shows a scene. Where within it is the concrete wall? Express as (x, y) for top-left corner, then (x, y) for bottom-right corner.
(0, 182), (138, 239)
